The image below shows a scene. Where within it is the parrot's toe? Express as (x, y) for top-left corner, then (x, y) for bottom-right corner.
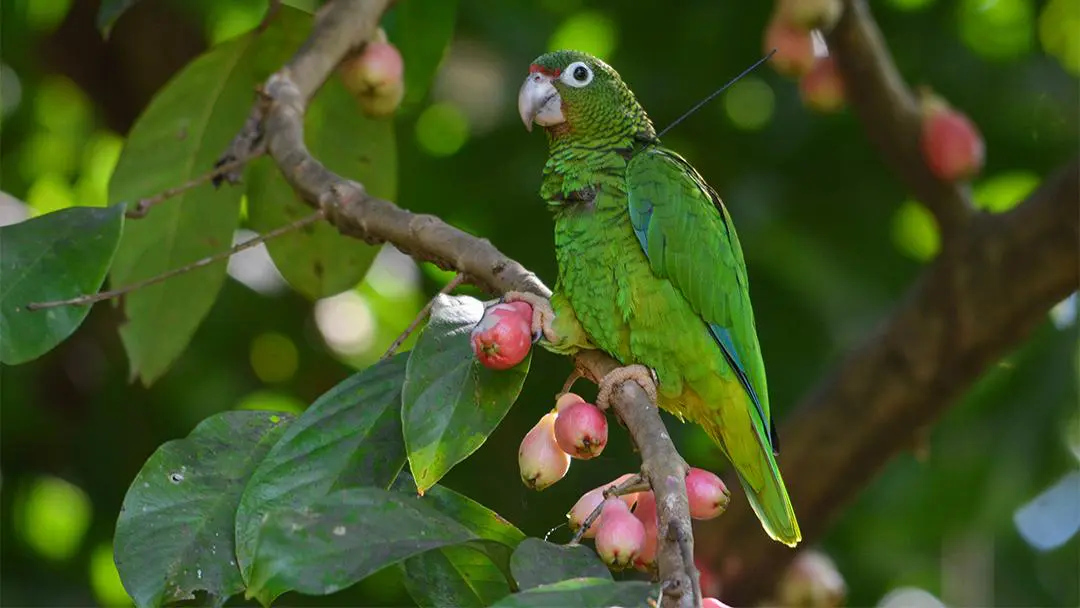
(596, 364), (657, 410)
(502, 291), (559, 344)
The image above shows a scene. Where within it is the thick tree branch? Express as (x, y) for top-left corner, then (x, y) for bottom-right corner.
(702, 158), (1079, 603)
(218, 1), (700, 605)
(826, 0), (974, 236)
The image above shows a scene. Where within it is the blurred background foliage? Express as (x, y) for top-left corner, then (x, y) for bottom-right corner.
(1, 0), (1077, 606)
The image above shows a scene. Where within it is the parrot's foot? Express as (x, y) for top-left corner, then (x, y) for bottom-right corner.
(502, 291), (558, 343)
(596, 364), (657, 411)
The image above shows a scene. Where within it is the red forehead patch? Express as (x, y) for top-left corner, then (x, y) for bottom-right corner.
(529, 64), (561, 77)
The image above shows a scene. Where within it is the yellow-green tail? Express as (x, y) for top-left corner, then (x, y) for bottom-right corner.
(737, 446), (801, 547)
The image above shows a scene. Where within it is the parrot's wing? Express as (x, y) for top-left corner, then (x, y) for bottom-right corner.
(626, 147), (779, 454)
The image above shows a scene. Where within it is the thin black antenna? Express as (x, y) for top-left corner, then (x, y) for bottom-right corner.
(655, 49), (777, 140)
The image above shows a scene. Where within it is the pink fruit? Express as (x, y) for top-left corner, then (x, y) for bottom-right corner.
(778, 0), (842, 31)
(764, 17), (816, 77)
(697, 557), (721, 598)
(553, 402), (608, 459)
(686, 468), (730, 520)
(554, 391), (586, 411)
(518, 412), (571, 490)
(920, 94), (985, 181)
(471, 305), (532, 371)
(702, 598), (733, 608)
(800, 56), (845, 113)
(338, 37), (405, 118)
(631, 491), (659, 571)
(777, 550), (847, 607)
(594, 498), (645, 570)
(496, 301), (534, 324)
(567, 473), (640, 538)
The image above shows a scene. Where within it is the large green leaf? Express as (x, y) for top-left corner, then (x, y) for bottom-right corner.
(0, 204), (124, 365)
(489, 578), (657, 608)
(401, 546), (511, 608)
(235, 355), (408, 584)
(108, 7), (312, 385)
(509, 538), (611, 590)
(402, 295), (532, 494)
(114, 410), (293, 608)
(245, 487), (481, 604)
(384, 0), (458, 105)
(245, 76), (396, 300)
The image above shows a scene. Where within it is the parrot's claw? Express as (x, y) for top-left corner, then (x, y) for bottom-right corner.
(502, 291), (559, 344)
(596, 364), (657, 411)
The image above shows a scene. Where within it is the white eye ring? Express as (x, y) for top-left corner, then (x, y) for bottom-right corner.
(561, 61), (594, 88)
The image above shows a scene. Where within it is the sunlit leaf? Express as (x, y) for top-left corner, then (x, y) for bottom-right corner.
(245, 487), (480, 604)
(490, 578), (656, 608)
(235, 355), (408, 584)
(402, 295), (532, 494)
(384, 0), (458, 106)
(402, 545), (511, 607)
(0, 204), (124, 364)
(509, 538), (611, 590)
(108, 7), (312, 385)
(114, 411), (293, 608)
(245, 77), (396, 299)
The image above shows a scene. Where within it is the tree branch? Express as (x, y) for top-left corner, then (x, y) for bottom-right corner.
(219, 1), (701, 605)
(826, 0), (974, 237)
(702, 159), (1079, 603)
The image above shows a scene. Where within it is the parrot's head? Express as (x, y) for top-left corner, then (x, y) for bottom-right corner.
(518, 50), (655, 142)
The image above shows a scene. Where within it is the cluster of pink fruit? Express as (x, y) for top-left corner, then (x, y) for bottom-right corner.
(764, 0), (985, 182)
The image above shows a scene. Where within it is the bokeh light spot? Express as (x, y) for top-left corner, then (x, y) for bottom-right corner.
(959, 0), (1035, 61)
(236, 390), (305, 415)
(250, 332), (299, 383)
(723, 76), (775, 131)
(315, 291), (376, 356)
(547, 11), (618, 60)
(26, 0), (73, 32)
(972, 171), (1040, 213)
(15, 475), (92, 562)
(886, 0), (936, 11)
(76, 130), (124, 207)
(26, 174), (75, 216)
(891, 201), (940, 261)
(1039, 0), (1080, 75)
(35, 76), (93, 134)
(20, 132), (79, 181)
(90, 543), (132, 606)
(415, 102), (470, 157)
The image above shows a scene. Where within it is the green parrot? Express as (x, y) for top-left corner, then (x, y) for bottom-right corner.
(509, 50), (801, 547)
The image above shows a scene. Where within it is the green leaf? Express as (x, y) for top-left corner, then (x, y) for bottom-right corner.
(114, 410), (293, 608)
(509, 538), (611, 590)
(384, 0), (458, 106)
(401, 545), (511, 607)
(235, 354), (408, 584)
(402, 294), (532, 494)
(490, 578), (657, 608)
(246, 487), (480, 604)
(245, 77), (397, 299)
(0, 204), (124, 365)
(96, 0), (142, 38)
(108, 7), (313, 385)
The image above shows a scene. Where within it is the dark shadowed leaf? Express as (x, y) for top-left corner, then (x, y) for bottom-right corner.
(510, 538), (611, 590)
(96, 0), (142, 38)
(0, 204), (124, 365)
(108, 7), (312, 385)
(245, 487), (479, 604)
(235, 354), (408, 584)
(402, 545), (511, 607)
(383, 0), (458, 105)
(245, 76), (396, 299)
(402, 294), (532, 494)
(490, 578), (657, 608)
(113, 410), (293, 608)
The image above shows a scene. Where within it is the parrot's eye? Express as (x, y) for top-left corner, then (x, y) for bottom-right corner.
(561, 61), (593, 88)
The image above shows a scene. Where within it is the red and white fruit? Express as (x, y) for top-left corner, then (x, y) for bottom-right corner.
(553, 401), (608, 459)
(518, 412), (571, 491)
(686, 467), (730, 520)
(778, 0), (842, 32)
(554, 391), (586, 411)
(631, 490), (659, 571)
(594, 498), (645, 570)
(702, 598), (733, 608)
(920, 93), (985, 181)
(567, 473), (640, 538)
(800, 56), (845, 113)
(338, 33), (406, 118)
(471, 303), (532, 370)
(764, 17), (816, 77)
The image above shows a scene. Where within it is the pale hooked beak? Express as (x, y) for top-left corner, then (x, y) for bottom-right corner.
(518, 72), (565, 132)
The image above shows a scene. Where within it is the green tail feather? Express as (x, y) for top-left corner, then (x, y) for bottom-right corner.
(736, 448), (802, 547)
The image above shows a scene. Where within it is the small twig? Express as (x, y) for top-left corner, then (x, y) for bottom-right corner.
(569, 473), (650, 544)
(559, 368), (585, 396)
(257, 0), (283, 32)
(125, 150), (265, 219)
(381, 274), (465, 359)
(26, 210), (324, 311)
(670, 522), (701, 608)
